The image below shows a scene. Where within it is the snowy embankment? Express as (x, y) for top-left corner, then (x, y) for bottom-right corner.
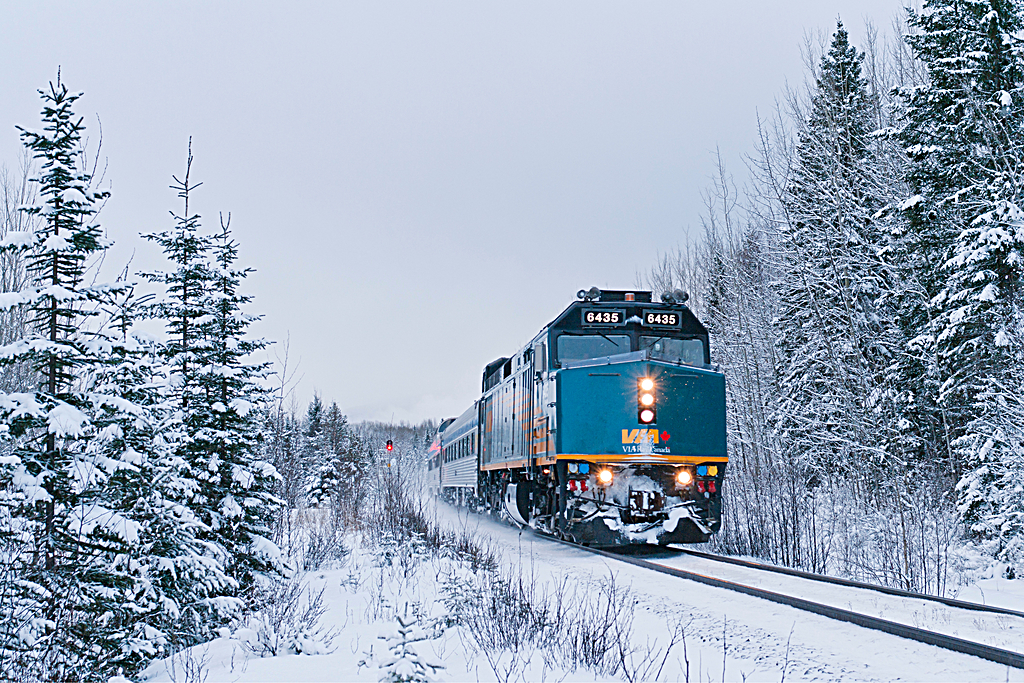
(141, 500), (1024, 682)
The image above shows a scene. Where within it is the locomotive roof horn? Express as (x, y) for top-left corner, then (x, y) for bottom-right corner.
(661, 289), (690, 304)
(577, 286), (602, 302)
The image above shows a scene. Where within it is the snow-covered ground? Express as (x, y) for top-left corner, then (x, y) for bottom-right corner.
(140, 501), (1024, 682)
(647, 550), (1024, 654)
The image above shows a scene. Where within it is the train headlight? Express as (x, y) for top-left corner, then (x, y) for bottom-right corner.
(640, 393), (655, 407)
(639, 409), (655, 423)
(676, 469), (693, 486)
(597, 469), (613, 486)
(640, 377), (654, 392)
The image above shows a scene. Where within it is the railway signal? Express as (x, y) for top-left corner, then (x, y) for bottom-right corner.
(386, 439), (393, 451)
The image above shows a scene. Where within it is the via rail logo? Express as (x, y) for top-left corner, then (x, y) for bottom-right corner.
(620, 429), (672, 454)
(621, 429), (670, 444)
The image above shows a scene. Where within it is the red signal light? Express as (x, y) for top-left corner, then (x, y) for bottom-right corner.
(386, 440), (393, 451)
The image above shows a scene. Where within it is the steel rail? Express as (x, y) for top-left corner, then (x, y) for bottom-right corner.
(548, 537), (1024, 670)
(665, 546), (1024, 619)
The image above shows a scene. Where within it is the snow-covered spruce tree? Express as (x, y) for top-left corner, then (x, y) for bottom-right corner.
(307, 399), (371, 517)
(304, 393), (329, 507)
(898, 0), (1024, 567)
(75, 289), (237, 678)
(192, 214), (285, 588)
(0, 77), (224, 681)
(144, 148), (286, 598)
(0, 76), (120, 680)
(362, 607), (444, 683)
(774, 21), (897, 480)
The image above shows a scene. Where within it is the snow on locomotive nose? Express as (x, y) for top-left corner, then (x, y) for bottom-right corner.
(434, 287), (728, 547)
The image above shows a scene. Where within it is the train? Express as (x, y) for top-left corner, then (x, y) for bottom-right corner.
(427, 287), (727, 546)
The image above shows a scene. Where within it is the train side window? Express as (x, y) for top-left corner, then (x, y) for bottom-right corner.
(535, 342), (547, 371)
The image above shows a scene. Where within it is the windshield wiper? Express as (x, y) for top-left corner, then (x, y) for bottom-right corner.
(597, 332), (622, 348)
(644, 335), (667, 351)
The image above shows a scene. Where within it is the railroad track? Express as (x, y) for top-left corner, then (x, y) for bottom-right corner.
(548, 537), (1024, 670)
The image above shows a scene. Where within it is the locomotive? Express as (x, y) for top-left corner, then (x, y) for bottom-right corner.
(428, 287), (727, 546)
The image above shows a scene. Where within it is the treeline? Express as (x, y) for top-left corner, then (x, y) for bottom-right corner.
(651, 4), (1024, 591)
(265, 394), (436, 565)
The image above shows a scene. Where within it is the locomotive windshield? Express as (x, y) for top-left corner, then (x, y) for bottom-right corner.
(557, 334), (630, 362)
(555, 333), (707, 365)
(640, 336), (705, 366)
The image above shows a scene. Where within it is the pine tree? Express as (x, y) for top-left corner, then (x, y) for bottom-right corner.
(0, 76), (225, 681)
(306, 401), (370, 514)
(304, 394), (328, 507)
(0, 75), (122, 680)
(898, 0), (1024, 567)
(193, 215), (285, 588)
(144, 148), (286, 598)
(75, 290), (236, 677)
(775, 21), (896, 480)
(362, 606), (444, 683)
(143, 141), (214, 419)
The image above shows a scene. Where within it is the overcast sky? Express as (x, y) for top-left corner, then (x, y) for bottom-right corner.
(1, 1), (905, 423)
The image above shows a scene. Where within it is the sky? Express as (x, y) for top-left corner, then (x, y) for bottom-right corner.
(0, 0), (906, 423)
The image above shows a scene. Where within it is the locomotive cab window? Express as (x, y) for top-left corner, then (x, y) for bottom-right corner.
(556, 334), (630, 364)
(640, 336), (705, 366)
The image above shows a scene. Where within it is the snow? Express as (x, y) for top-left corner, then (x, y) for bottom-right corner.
(231, 398), (253, 416)
(648, 551), (1024, 655)
(0, 231), (32, 248)
(42, 234), (72, 252)
(68, 505), (141, 545)
(900, 194), (924, 210)
(979, 283), (999, 302)
(47, 402), (89, 437)
(139, 502), (1024, 682)
(60, 187), (88, 203)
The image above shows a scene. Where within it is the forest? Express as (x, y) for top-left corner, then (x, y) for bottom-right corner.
(645, 7), (1024, 594)
(3, 1), (1024, 681)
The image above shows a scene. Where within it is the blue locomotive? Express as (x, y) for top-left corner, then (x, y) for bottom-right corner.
(429, 287), (727, 545)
